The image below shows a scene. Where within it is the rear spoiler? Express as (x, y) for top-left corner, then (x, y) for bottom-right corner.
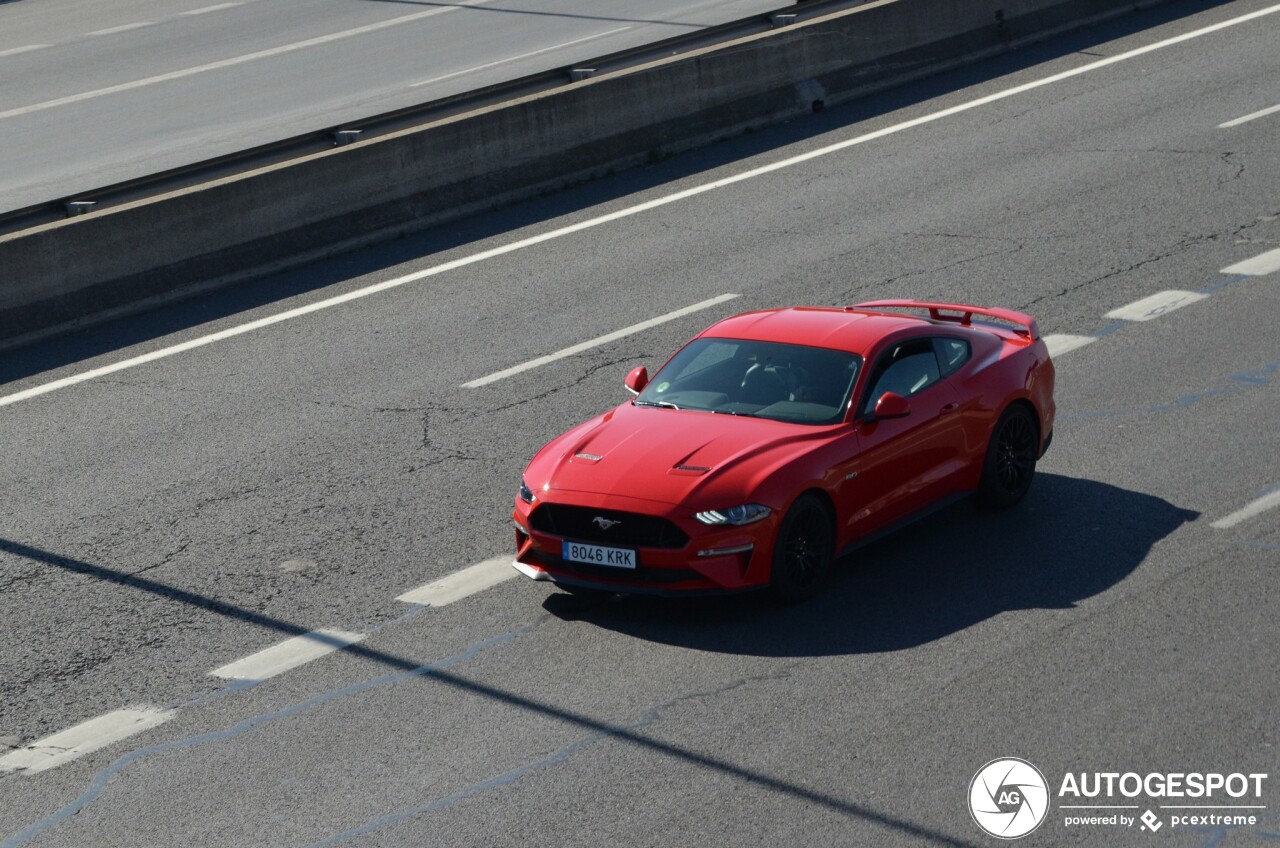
(853, 299), (1040, 340)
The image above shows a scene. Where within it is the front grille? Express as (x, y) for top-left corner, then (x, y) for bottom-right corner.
(528, 504), (689, 549)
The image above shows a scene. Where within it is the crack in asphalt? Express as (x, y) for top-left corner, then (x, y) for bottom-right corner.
(1018, 231), (1218, 310)
(838, 233), (1025, 301)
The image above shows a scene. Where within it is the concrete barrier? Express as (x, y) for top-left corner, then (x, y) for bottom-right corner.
(1, 0), (1148, 349)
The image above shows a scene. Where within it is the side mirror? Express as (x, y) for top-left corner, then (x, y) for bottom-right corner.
(873, 391), (911, 419)
(624, 366), (649, 395)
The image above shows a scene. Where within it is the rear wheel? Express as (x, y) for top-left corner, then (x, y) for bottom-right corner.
(978, 404), (1039, 508)
(769, 494), (834, 603)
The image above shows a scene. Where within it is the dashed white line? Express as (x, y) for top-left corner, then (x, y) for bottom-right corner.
(396, 556), (519, 606)
(210, 629), (365, 681)
(1211, 488), (1280, 530)
(1043, 334), (1097, 358)
(1104, 290), (1208, 322)
(0, 0), (494, 122)
(87, 22), (156, 37)
(4, 3), (1280, 408)
(461, 293), (740, 388)
(182, 2), (245, 15)
(1219, 103), (1280, 128)
(0, 707), (174, 776)
(412, 27), (631, 88)
(0, 44), (50, 58)
(1221, 247), (1280, 277)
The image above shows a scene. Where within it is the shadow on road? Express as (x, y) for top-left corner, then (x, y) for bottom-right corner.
(544, 473), (1199, 655)
(0, 533), (984, 846)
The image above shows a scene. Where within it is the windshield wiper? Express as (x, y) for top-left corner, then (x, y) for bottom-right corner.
(633, 400), (681, 410)
(710, 409), (760, 418)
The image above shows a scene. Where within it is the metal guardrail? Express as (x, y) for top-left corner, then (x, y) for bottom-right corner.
(0, 0), (865, 237)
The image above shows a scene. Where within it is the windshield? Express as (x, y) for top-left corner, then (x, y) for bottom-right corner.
(635, 337), (862, 425)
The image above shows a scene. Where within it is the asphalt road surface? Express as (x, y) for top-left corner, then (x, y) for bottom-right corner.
(0, 0), (783, 213)
(1, 1), (1278, 846)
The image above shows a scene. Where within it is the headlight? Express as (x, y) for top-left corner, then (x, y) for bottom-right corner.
(518, 478), (536, 504)
(694, 504), (771, 526)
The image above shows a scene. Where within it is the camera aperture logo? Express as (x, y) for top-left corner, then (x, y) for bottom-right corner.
(969, 758), (1050, 839)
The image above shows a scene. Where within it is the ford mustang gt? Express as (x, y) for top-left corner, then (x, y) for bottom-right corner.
(511, 300), (1055, 600)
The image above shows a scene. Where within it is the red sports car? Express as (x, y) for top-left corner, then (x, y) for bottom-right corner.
(512, 300), (1055, 600)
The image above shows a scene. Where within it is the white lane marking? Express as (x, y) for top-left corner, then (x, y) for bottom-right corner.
(5, 4), (1279, 409)
(1104, 290), (1208, 322)
(1221, 247), (1280, 276)
(396, 556), (519, 606)
(462, 293), (740, 388)
(209, 629), (365, 681)
(0, 0), (494, 121)
(1211, 488), (1280, 529)
(182, 2), (245, 15)
(1043, 334), (1097, 358)
(88, 22), (156, 37)
(1219, 103), (1280, 128)
(0, 707), (174, 776)
(0, 44), (50, 58)
(412, 27), (632, 88)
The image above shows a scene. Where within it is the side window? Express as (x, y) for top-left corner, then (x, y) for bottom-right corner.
(862, 339), (941, 414)
(934, 337), (971, 378)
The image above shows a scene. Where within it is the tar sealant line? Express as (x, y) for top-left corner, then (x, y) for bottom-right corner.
(0, 625), (536, 848)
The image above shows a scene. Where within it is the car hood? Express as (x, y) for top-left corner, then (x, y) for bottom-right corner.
(526, 402), (829, 507)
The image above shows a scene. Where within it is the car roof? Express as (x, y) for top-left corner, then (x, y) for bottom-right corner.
(699, 306), (932, 355)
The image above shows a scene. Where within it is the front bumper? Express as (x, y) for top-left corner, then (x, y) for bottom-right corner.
(512, 492), (776, 594)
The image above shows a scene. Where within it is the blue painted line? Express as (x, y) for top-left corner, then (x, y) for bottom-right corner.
(1058, 357), (1279, 422)
(1200, 274), (1250, 294)
(1091, 321), (1128, 337)
(1239, 540), (1280, 552)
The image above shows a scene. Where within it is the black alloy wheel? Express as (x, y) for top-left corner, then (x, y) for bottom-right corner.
(769, 494), (834, 603)
(978, 404), (1039, 507)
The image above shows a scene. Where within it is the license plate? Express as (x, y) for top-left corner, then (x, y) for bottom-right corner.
(562, 540), (637, 570)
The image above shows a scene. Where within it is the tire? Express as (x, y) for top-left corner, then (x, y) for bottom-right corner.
(769, 494), (835, 603)
(977, 404), (1039, 508)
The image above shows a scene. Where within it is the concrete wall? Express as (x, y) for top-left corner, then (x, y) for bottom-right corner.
(0, 0), (1142, 349)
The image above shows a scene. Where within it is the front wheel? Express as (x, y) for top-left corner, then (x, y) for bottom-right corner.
(977, 404), (1039, 508)
(769, 494), (834, 603)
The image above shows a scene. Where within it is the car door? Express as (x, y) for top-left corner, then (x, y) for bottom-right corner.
(835, 336), (966, 536)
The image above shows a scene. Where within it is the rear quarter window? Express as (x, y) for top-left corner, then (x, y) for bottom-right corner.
(934, 337), (971, 377)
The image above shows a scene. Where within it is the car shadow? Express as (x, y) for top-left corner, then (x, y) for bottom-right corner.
(541, 473), (1198, 656)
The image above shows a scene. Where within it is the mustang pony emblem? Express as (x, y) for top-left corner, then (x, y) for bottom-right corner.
(592, 516), (622, 531)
